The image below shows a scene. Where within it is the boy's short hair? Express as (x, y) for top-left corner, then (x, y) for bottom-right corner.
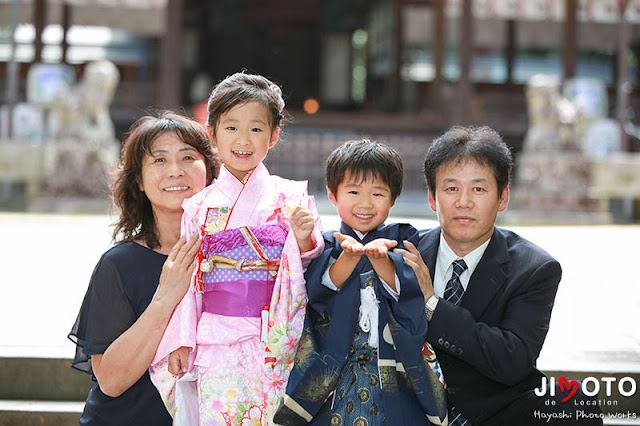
(326, 139), (404, 202)
(423, 126), (513, 196)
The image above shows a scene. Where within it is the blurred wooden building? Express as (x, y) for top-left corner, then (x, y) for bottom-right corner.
(2, 0), (640, 152)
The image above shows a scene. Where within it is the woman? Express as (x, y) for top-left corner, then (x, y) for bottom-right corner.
(68, 111), (219, 425)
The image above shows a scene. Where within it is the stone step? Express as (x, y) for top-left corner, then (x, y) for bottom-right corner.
(1, 356), (638, 422)
(0, 402), (638, 426)
(0, 400), (83, 426)
(0, 356), (91, 401)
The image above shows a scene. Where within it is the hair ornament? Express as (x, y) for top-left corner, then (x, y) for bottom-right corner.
(269, 83), (285, 113)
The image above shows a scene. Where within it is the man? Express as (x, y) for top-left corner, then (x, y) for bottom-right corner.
(397, 126), (602, 425)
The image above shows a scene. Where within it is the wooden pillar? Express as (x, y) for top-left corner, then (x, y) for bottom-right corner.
(429, 0), (445, 111)
(160, 0), (184, 109)
(6, 0), (21, 137)
(506, 19), (516, 84)
(455, 0), (472, 124)
(391, 0), (403, 111)
(617, 0), (631, 152)
(33, 0), (46, 63)
(563, 0), (577, 81)
(61, 4), (71, 64)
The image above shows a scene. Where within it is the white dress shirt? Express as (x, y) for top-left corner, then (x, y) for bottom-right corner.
(433, 234), (491, 298)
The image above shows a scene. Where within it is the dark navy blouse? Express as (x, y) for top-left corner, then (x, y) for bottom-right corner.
(69, 242), (172, 425)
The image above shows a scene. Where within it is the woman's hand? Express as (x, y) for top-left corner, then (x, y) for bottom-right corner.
(290, 206), (315, 253)
(92, 234), (201, 397)
(154, 233), (201, 308)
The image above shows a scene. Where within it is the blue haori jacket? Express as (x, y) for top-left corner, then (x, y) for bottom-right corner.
(273, 222), (448, 425)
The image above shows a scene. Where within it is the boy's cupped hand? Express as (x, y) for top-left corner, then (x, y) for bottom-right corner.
(334, 232), (365, 256)
(363, 238), (397, 258)
(334, 233), (397, 259)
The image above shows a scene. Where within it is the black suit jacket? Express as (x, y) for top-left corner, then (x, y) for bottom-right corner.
(418, 226), (561, 424)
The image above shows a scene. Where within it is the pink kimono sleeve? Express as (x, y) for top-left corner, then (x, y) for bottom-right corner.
(151, 192), (205, 366)
(299, 195), (324, 269)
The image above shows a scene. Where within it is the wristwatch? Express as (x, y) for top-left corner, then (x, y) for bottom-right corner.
(424, 295), (439, 321)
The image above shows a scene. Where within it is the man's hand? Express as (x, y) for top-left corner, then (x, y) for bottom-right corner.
(363, 238), (398, 259)
(395, 240), (434, 301)
(290, 206), (315, 252)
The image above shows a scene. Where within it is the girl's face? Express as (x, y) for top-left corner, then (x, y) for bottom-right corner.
(138, 132), (208, 217)
(213, 101), (279, 181)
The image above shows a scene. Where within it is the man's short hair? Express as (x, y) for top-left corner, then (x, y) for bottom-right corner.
(326, 139), (404, 202)
(423, 126), (513, 196)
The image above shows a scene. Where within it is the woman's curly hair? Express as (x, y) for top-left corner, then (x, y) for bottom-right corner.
(111, 111), (219, 249)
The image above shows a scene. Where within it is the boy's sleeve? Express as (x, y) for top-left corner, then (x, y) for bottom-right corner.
(320, 257), (340, 291)
(378, 275), (400, 300)
(304, 232), (342, 317)
(377, 223), (419, 302)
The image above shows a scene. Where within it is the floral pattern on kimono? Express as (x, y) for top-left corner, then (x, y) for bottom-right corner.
(150, 163), (323, 425)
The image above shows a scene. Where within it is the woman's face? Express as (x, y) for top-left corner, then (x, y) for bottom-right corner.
(138, 132), (208, 217)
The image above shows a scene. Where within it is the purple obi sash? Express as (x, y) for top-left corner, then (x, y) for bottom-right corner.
(201, 224), (286, 317)
(202, 279), (275, 317)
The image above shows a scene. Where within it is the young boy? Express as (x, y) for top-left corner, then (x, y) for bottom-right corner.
(274, 140), (447, 426)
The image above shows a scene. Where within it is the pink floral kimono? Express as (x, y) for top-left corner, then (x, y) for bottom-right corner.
(150, 163), (323, 425)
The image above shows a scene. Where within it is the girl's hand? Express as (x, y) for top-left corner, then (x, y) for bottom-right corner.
(168, 346), (190, 375)
(364, 238), (398, 259)
(290, 206), (315, 252)
(154, 233), (200, 308)
(334, 232), (365, 257)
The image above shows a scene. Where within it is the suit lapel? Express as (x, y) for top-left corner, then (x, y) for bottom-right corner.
(461, 227), (510, 319)
(418, 227), (441, 281)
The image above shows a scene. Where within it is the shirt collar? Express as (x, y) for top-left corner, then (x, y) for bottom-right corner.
(437, 233), (491, 277)
(340, 222), (385, 243)
(216, 163), (269, 194)
(354, 229), (366, 240)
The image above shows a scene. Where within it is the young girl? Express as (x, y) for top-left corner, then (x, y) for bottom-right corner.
(150, 72), (324, 425)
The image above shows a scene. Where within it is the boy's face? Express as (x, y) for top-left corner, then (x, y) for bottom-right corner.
(327, 172), (395, 234)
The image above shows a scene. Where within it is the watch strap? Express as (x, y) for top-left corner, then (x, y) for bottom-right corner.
(424, 295), (438, 321)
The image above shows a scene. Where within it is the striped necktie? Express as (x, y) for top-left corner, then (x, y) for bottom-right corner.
(444, 259), (467, 306)
(443, 258), (471, 425)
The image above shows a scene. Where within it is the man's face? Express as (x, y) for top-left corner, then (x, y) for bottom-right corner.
(428, 159), (509, 256)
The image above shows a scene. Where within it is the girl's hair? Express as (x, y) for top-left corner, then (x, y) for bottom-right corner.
(206, 72), (287, 133)
(326, 139), (404, 202)
(111, 111), (219, 248)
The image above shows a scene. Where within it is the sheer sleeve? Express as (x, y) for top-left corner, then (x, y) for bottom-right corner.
(68, 253), (136, 375)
